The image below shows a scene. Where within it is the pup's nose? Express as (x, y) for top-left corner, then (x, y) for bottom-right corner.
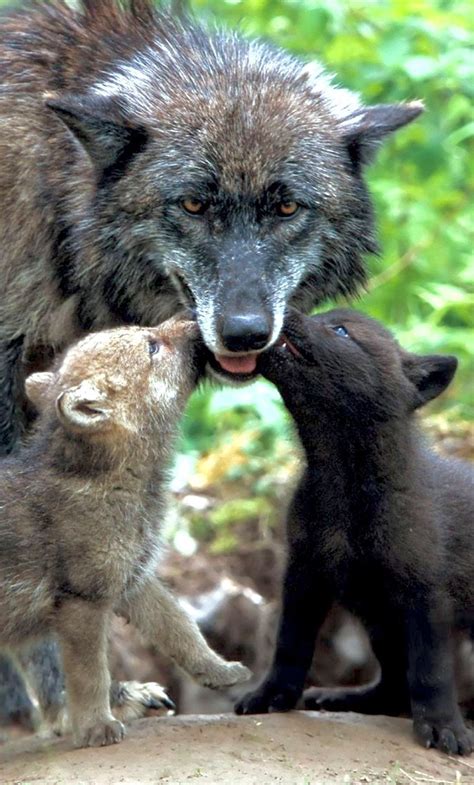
(221, 314), (272, 352)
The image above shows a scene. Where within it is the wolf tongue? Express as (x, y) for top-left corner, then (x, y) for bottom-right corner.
(215, 354), (257, 374)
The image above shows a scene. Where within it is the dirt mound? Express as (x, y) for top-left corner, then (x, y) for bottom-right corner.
(0, 712), (470, 785)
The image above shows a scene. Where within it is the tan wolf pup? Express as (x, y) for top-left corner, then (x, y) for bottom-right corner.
(0, 316), (250, 747)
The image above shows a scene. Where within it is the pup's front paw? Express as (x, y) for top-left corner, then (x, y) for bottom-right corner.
(112, 681), (175, 721)
(76, 717), (125, 748)
(413, 715), (472, 756)
(196, 661), (251, 689)
(235, 681), (300, 715)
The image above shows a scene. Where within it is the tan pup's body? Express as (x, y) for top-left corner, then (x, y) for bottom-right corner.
(0, 317), (250, 747)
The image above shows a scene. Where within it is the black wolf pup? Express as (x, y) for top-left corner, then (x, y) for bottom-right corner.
(236, 309), (473, 756)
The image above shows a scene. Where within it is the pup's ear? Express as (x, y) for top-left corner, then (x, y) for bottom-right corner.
(341, 101), (424, 167)
(44, 93), (148, 173)
(284, 307), (308, 331)
(56, 380), (112, 432)
(402, 353), (458, 409)
(25, 372), (56, 411)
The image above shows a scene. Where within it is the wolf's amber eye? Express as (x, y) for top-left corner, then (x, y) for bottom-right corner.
(182, 198), (207, 216)
(148, 340), (161, 356)
(276, 201), (299, 218)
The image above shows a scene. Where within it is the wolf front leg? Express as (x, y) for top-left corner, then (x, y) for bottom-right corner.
(0, 338), (58, 736)
(120, 579), (251, 688)
(406, 597), (472, 756)
(0, 653), (42, 731)
(16, 639), (66, 731)
(56, 600), (124, 748)
(0, 337), (26, 456)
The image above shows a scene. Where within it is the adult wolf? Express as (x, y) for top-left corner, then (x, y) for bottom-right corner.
(0, 0), (422, 448)
(0, 0), (421, 730)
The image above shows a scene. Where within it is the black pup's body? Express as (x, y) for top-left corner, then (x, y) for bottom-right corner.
(236, 309), (473, 755)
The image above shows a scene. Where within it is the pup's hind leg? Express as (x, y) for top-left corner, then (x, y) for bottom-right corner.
(56, 601), (124, 748)
(406, 602), (472, 756)
(120, 579), (251, 688)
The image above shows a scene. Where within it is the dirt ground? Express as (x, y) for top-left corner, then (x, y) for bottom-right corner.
(1, 711), (472, 785)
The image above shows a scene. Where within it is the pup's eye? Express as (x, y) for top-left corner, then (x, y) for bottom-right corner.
(182, 198), (207, 216)
(332, 325), (350, 338)
(276, 201), (300, 218)
(148, 340), (161, 356)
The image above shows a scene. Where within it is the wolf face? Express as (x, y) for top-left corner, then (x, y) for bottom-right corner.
(43, 7), (422, 382)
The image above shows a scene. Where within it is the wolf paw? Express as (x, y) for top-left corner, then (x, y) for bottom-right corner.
(414, 716), (472, 756)
(76, 717), (125, 748)
(196, 661), (251, 689)
(235, 682), (300, 715)
(112, 681), (175, 721)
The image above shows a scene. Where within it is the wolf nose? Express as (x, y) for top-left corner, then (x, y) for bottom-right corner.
(221, 314), (271, 352)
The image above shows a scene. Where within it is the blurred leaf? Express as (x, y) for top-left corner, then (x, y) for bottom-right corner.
(210, 497), (273, 527)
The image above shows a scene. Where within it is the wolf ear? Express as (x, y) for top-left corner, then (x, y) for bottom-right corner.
(25, 372), (56, 412)
(45, 93), (148, 173)
(402, 353), (458, 409)
(56, 380), (112, 432)
(341, 101), (424, 167)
